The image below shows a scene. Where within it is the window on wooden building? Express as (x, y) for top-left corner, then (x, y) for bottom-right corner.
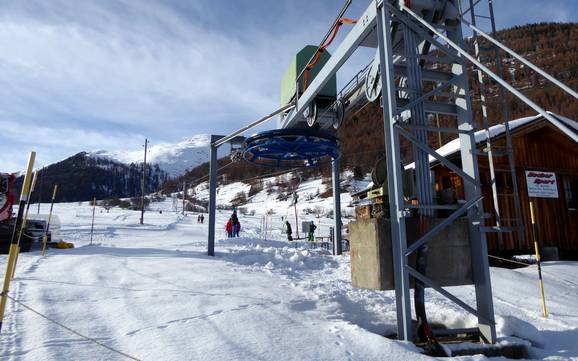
(496, 173), (513, 189)
(564, 178), (578, 211)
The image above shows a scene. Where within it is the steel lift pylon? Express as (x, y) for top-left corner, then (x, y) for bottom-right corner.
(206, 0), (578, 344)
(277, 0), (498, 342)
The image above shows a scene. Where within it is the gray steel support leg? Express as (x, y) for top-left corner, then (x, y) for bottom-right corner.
(207, 144), (218, 256)
(332, 157), (342, 256)
(447, 24), (496, 344)
(376, 2), (412, 341)
(403, 18), (434, 338)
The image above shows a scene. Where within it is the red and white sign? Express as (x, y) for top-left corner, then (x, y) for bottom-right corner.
(525, 170), (558, 198)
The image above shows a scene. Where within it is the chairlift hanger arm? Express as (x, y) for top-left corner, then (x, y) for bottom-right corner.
(279, 1), (379, 129)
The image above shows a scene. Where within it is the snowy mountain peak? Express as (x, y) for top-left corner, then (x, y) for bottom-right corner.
(185, 134), (211, 146)
(90, 134), (219, 178)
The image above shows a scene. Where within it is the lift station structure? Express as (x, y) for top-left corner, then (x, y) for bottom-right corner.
(206, 0), (578, 346)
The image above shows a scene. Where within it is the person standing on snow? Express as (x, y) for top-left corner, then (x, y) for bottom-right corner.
(285, 221), (293, 241)
(307, 221), (316, 242)
(235, 221), (241, 237)
(231, 210), (240, 237)
(226, 218), (233, 238)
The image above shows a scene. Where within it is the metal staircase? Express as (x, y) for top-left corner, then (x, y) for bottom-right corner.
(462, 0), (524, 250)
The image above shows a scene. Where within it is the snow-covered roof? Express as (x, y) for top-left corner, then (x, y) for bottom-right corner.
(405, 112), (578, 170)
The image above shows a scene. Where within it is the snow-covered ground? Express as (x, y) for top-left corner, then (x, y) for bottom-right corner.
(191, 174), (368, 239)
(1, 197), (577, 360)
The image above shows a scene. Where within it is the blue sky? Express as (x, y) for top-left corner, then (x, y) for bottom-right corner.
(1, 0), (576, 172)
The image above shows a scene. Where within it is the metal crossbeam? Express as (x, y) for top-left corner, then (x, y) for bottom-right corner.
(400, 4), (578, 143)
(396, 125), (479, 186)
(396, 75), (463, 114)
(406, 265), (492, 325)
(214, 104), (294, 148)
(460, 16), (578, 100)
(405, 196), (482, 256)
(402, 124), (474, 134)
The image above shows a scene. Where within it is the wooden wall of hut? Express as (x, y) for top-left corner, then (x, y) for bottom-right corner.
(431, 119), (578, 256)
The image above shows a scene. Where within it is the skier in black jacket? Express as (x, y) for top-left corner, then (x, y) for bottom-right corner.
(231, 210), (240, 237)
(307, 221), (316, 242)
(285, 221), (293, 241)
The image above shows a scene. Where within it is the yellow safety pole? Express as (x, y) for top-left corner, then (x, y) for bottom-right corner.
(11, 170), (38, 279)
(41, 185), (58, 256)
(530, 201), (548, 317)
(0, 151), (35, 332)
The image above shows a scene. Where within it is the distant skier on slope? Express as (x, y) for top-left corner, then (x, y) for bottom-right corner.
(285, 221), (293, 241)
(235, 221), (241, 237)
(307, 221), (316, 242)
(231, 210), (240, 237)
(226, 218), (233, 238)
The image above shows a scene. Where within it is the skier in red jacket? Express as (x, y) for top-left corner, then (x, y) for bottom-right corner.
(226, 218), (233, 238)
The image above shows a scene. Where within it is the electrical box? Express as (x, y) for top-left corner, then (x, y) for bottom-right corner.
(349, 218), (473, 290)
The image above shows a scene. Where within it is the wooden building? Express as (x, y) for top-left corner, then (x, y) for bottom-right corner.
(429, 113), (578, 257)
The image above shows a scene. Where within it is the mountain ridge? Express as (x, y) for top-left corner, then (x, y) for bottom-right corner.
(89, 134), (214, 177)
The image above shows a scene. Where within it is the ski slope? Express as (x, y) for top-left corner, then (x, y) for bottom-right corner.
(1, 198), (577, 361)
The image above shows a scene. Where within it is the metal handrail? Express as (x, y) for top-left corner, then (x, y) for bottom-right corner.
(338, 62), (371, 99)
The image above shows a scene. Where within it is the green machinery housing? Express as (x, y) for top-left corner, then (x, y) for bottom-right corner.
(280, 45), (337, 107)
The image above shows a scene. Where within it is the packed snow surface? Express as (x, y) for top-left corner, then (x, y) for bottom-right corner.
(1, 199), (577, 360)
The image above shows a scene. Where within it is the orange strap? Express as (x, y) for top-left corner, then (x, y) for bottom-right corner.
(302, 18), (357, 91)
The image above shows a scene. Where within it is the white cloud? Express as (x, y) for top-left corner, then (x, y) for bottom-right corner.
(0, 0), (318, 171)
(0, 118), (146, 171)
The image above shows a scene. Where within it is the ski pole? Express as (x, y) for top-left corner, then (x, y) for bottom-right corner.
(41, 184), (58, 256)
(0, 151), (35, 332)
(530, 201), (548, 317)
